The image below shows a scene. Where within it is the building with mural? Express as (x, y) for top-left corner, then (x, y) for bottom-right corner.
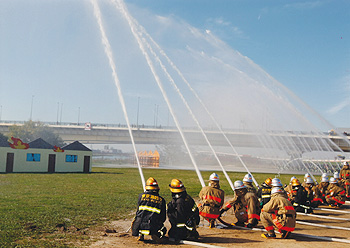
(0, 136), (92, 173)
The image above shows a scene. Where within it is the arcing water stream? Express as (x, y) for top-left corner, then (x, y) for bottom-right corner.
(91, 0), (349, 187)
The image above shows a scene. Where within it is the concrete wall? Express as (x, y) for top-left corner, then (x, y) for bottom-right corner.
(55, 150), (91, 173)
(12, 148), (53, 173)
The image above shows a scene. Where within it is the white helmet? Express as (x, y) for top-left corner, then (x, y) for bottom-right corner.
(321, 176), (329, 183)
(271, 178), (282, 187)
(304, 173), (311, 181)
(209, 173), (219, 181)
(234, 180), (247, 190)
(305, 177), (314, 184)
(334, 171), (340, 179)
(271, 187), (283, 195)
(343, 161), (349, 166)
(243, 174), (253, 183)
(290, 176), (297, 183)
(329, 177), (337, 184)
(321, 173), (328, 178)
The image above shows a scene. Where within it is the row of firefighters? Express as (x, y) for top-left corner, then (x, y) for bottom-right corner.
(137, 150), (160, 167)
(131, 161), (350, 243)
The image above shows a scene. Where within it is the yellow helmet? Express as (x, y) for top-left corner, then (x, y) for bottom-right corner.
(169, 179), (186, 193)
(265, 178), (272, 187)
(145, 177), (159, 190)
(291, 178), (301, 186)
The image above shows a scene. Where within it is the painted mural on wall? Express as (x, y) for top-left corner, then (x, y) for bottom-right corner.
(0, 136), (92, 173)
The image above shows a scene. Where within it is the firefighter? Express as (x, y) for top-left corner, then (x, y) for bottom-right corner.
(340, 161), (350, 198)
(302, 173), (311, 187)
(284, 176), (297, 200)
(334, 171), (340, 183)
(243, 174), (257, 195)
(304, 177), (322, 207)
(260, 187), (296, 239)
(271, 178), (288, 199)
(326, 177), (346, 208)
(317, 174), (329, 204)
(167, 179), (200, 241)
(290, 178), (313, 213)
(257, 178), (272, 208)
(132, 177), (167, 243)
(220, 180), (260, 228)
(198, 173), (225, 228)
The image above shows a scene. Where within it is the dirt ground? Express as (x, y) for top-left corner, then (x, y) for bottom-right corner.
(87, 204), (350, 248)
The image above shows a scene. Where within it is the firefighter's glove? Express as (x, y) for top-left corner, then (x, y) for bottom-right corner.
(246, 223), (253, 229)
(185, 218), (194, 228)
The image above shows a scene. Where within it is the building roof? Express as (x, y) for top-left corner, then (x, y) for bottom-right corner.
(28, 138), (54, 149)
(62, 141), (91, 151)
(0, 136), (9, 147)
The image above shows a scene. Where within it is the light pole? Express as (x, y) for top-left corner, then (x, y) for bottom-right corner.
(56, 102), (59, 125)
(60, 103), (63, 124)
(136, 97), (140, 128)
(30, 95), (34, 120)
(0, 105), (2, 122)
(78, 107), (80, 125)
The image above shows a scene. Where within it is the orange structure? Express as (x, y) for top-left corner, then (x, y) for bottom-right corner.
(136, 150), (160, 167)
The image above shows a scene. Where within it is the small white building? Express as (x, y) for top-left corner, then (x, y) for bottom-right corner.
(0, 137), (92, 173)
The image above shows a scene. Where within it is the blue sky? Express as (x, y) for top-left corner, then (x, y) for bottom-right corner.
(0, 0), (349, 129)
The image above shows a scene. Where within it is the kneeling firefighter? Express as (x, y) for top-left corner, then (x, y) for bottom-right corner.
(198, 173), (225, 228)
(260, 187), (296, 239)
(132, 177), (167, 242)
(167, 179), (200, 241)
(220, 180), (260, 228)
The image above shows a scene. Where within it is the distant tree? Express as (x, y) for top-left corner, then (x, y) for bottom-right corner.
(8, 121), (65, 146)
(0, 132), (7, 141)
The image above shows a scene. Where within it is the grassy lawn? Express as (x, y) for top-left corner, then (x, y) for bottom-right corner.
(0, 167), (295, 247)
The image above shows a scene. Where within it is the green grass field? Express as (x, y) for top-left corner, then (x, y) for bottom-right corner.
(0, 167), (296, 247)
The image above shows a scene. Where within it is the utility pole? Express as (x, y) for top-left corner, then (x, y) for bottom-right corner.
(0, 105), (2, 122)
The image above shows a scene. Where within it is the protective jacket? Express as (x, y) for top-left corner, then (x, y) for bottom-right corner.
(222, 191), (260, 225)
(309, 185), (323, 207)
(167, 192), (200, 240)
(316, 182), (329, 203)
(340, 165), (350, 197)
(132, 190), (166, 237)
(326, 184), (346, 206)
(284, 184), (293, 201)
(198, 181), (225, 220)
(260, 193), (296, 235)
(244, 182), (257, 195)
(257, 183), (272, 207)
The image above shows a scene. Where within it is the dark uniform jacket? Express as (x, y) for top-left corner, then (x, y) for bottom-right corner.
(257, 183), (272, 207)
(291, 185), (312, 213)
(132, 190), (166, 236)
(167, 192), (200, 240)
